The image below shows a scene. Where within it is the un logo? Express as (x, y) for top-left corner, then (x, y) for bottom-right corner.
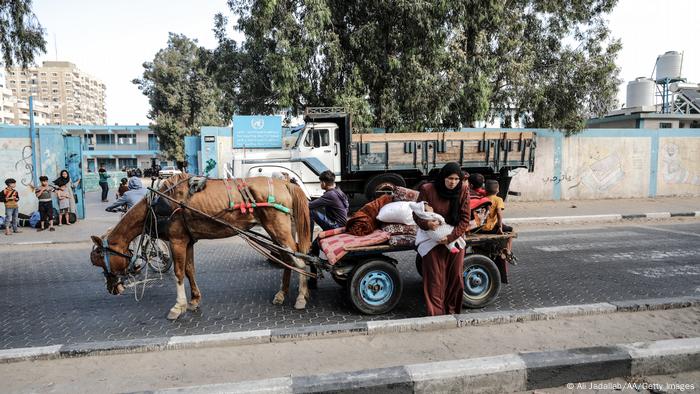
(251, 118), (265, 130)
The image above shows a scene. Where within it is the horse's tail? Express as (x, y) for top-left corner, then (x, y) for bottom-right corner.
(287, 182), (311, 254)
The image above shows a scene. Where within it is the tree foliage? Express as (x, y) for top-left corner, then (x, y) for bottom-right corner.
(215, 0), (621, 133)
(133, 34), (227, 160)
(0, 0), (46, 68)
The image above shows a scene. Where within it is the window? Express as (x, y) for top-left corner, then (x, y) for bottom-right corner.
(148, 134), (159, 150)
(660, 122), (673, 129)
(40, 72), (46, 76)
(52, 73), (57, 77)
(65, 73), (71, 77)
(52, 81), (58, 85)
(119, 158), (137, 169)
(96, 134), (115, 145)
(118, 133), (136, 144)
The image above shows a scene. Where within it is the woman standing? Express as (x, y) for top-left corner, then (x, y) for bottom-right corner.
(413, 162), (470, 316)
(98, 167), (110, 202)
(54, 169), (80, 222)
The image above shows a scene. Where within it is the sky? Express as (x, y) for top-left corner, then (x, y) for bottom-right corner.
(30, 0), (700, 125)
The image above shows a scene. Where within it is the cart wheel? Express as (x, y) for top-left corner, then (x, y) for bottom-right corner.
(415, 254), (423, 277)
(462, 254), (501, 308)
(347, 259), (403, 315)
(145, 238), (173, 273)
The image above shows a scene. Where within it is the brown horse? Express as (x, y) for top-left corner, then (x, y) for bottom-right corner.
(89, 174), (312, 320)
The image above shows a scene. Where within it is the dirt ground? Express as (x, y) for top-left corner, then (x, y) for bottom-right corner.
(2, 307), (699, 393)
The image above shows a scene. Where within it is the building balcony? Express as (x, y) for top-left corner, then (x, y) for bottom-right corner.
(84, 142), (160, 152)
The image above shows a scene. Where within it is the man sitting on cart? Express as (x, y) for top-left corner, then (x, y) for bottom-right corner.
(309, 170), (349, 231)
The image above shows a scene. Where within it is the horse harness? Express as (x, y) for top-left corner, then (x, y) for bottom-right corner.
(222, 177), (291, 215)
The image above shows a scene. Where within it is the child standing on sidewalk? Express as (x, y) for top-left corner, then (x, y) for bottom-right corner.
(3, 178), (21, 235)
(34, 176), (56, 232)
(56, 184), (71, 226)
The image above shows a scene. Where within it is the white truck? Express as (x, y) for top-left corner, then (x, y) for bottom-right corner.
(227, 107), (536, 199)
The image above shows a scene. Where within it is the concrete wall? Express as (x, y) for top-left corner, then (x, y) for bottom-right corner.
(0, 126), (75, 214)
(510, 129), (700, 201)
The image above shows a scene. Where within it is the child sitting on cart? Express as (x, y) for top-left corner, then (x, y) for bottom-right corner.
(478, 180), (516, 264)
(410, 201), (466, 254)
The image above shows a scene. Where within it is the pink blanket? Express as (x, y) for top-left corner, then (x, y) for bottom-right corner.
(319, 230), (391, 265)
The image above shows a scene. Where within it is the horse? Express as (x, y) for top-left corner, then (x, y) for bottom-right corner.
(89, 174), (312, 320)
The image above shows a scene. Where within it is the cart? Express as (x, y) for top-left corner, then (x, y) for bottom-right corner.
(320, 233), (517, 315)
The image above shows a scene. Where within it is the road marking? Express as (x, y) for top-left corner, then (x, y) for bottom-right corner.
(590, 249), (700, 263)
(627, 265), (700, 279)
(632, 224), (700, 238)
(531, 238), (652, 252)
(519, 230), (642, 243)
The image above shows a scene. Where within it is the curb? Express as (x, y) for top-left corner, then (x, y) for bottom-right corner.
(2, 296), (699, 365)
(145, 337), (700, 393)
(507, 211), (700, 225)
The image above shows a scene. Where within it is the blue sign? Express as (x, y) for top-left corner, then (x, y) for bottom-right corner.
(233, 115), (282, 148)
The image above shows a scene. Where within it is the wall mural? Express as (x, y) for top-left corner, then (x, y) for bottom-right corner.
(662, 143), (700, 186)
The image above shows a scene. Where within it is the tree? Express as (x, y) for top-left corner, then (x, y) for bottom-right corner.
(133, 34), (227, 161)
(221, 0), (621, 133)
(0, 0), (46, 68)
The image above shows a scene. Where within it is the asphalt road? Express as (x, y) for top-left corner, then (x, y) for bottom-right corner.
(1, 220), (699, 350)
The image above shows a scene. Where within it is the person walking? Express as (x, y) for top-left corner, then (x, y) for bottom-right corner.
(412, 162), (470, 316)
(54, 169), (80, 222)
(98, 167), (110, 202)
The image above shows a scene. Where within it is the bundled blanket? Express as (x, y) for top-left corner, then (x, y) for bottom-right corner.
(345, 194), (392, 236)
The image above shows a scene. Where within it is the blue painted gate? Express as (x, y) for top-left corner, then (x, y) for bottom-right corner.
(64, 136), (86, 219)
(184, 136), (201, 175)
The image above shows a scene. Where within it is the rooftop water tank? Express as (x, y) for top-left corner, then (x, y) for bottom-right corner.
(655, 51), (683, 82)
(626, 77), (655, 108)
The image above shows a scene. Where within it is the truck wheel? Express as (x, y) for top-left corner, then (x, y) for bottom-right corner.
(462, 254), (501, 309)
(365, 173), (406, 200)
(347, 259), (403, 315)
(415, 254), (423, 277)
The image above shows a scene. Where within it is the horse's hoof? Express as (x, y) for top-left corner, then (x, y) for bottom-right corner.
(272, 291), (286, 305)
(187, 302), (200, 311)
(294, 298), (307, 310)
(167, 305), (186, 320)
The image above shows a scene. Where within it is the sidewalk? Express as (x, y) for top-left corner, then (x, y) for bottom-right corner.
(506, 195), (700, 219)
(0, 191), (119, 246)
(2, 305), (698, 393)
(2, 193), (699, 246)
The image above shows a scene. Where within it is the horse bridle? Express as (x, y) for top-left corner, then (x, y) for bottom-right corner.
(96, 237), (134, 279)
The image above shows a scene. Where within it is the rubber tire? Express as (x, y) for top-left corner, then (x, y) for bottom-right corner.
(347, 259), (403, 315)
(462, 254), (501, 308)
(145, 238), (173, 273)
(365, 173), (406, 200)
(415, 254), (423, 277)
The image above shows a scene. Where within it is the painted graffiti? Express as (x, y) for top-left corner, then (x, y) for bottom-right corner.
(542, 174), (574, 185)
(14, 145), (35, 187)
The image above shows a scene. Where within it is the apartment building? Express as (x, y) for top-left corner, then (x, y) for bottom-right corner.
(4, 61), (106, 125)
(0, 69), (51, 125)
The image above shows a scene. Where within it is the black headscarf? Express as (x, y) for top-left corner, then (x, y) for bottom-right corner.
(433, 162), (464, 226)
(54, 169), (70, 187)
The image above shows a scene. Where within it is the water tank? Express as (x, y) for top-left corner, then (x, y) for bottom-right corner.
(655, 51), (683, 82)
(626, 77), (655, 108)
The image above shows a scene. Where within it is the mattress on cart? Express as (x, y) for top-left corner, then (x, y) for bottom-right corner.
(318, 229), (391, 265)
